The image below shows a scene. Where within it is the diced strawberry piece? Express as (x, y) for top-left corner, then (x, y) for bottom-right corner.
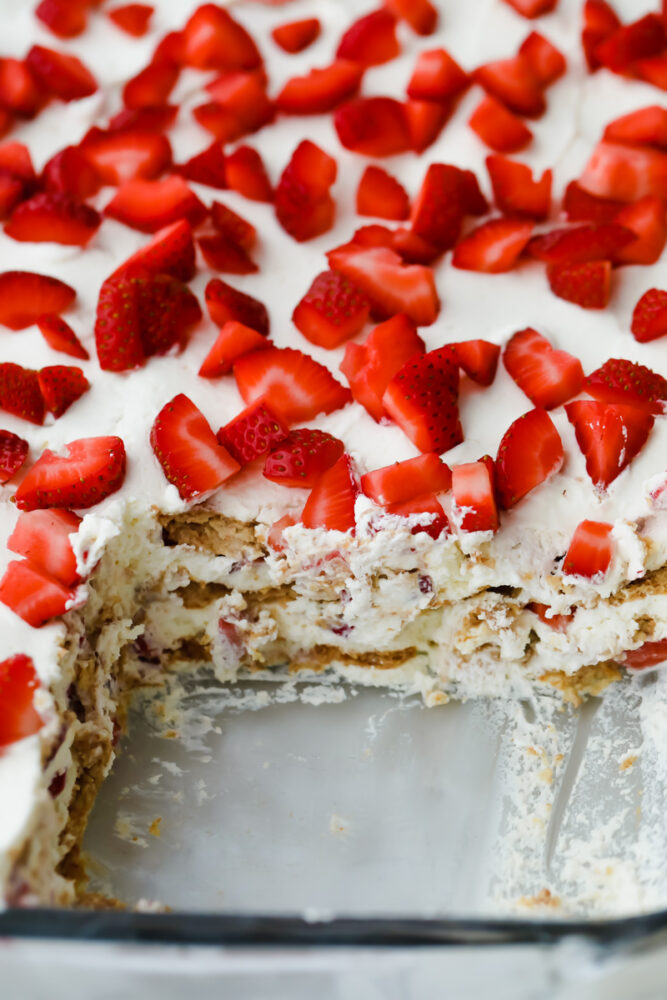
(621, 639), (667, 670)
(528, 603), (573, 632)
(151, 30), (185, 68)
(519, 32), (566, 86)
(562, 520), (613, 579)
(0, 560), (77, 627)
(582, 0), (621, 71)
(356, 166), (409, 221)
(0, 174), (26, 221)
(547, 259), (611, 309)
(385, 493), (448, 539)
(0, 363), (44, 426)
(15, 436), (126, 510)
(26, 45), (97, 101)
(37, 314), (88, 361)
(80, 129), (172, 185)
(210, 201), (256, 251)
(337, 9), (399, 67)
(340, 313), (425, 421)
(486, 155), (551, 220)
(460, 170), (490, 216)
(198, 234), (257, 274)
(0, 271), (74, 331)
(205, 278), (269, 334)
(528, 223), (633, 264)
(181, 4), (262, 72)
(411, 164), (470, 250)
(301, 454), (358, 532)
(502, 0), (557, 16)
(392, 227), (440, 265)
(5, 192), (101, 246)
(566, 400), (654, 490)
(225, 145), (273, 202)
(383, 349), (461, 453)
(328, 245), (439, 326)
(475, 56), (545, 119)
(272, 18), (320, 54)
(469, 95), (533, 153)
(42, 146), (101, 200)
(112, 219), (196, 282)
(292, 270), (370, 350)
(0, 141), (34, 185)
(407, 48), (469, 101)
(449, 340), (500, 386)
(196, 72), (273, 141)
(264, 429), (344, 488)
(579, 141), (667, 202)
(495, 408), (563, 508)
(111, 100), (178, 130)
(0, 431), (28, 484)
(36, 0), (88, 38)
(37, 366), (89, 418)
(562, 181), (624, 223)
(404, 98), (451, 153)
(267, 514), (296, 551)
(0, 654), (42, 745)
(217, 399), (288, 466)
(8, 508), (81, 586)
(234, 347), (351, 424)
(199, 321), (269, 378)
(384, 0), (437, 35)
(105, 176), (206, 233)
(634, 54), (667, 90)
(335, 97), (411, 157)
(275, 140), (336, 242)
(451, 461), (498, 533)
(583, 357), (667, 412)
(632, 289), (667, 343)
(276, 60), (363, 115)
(604, 106), (667, 149)
(108, 3), (153, 37)
(150, 394), (239, 501)
(595, 14), (666, 73)
(453, 218), (534, 273)
(361, 452), (451, 504)
(123, 60), (179, 110)
(0, 59), (43, 118)
(176, 141), (227, 189)
(503, 328), (583, 410)
(613, 197), (667, 265)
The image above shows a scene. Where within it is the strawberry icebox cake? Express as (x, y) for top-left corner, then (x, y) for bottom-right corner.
(1, 0), (667, 907)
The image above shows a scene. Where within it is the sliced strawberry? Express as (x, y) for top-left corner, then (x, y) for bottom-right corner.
(632, 289), (667, 343)
(26, 45), (97, 101)
(452, 218), (534, 273)
(176, 141), (227, 189)
(151, 30), (185, 67)
(335, 97), (411, 157)
(8, 508), (81, 586)
(579, 141), (667, 202)
(80, 129), (172, 185)
(111, 105), (178, 135)
(275, 140), (336, 242)
(264, 429), (344, 488)
(404, 99), (451, 153)
(361, 452), (451, 505)
(111, 219), (196, 282)
(621, 639), (667, 670)
(36, 0), (88, 38)
(518, 32), (566, 86)
(583, 357), (667, 412)
(486, 155), (551, 220)
(301, 454), (358, 533)
(199, 321), (269, 378)
(210, 201), (256, 251)
(356, 166), (409, 221)
(562, 181), (623, 224)
(449, 340), (500, 386)
(0, 271), (75, 330)
(108, 3), (153, 37)
(15, 436), (126, 510)
(0, 173), (24, 221)
(562, 521), (613, 580)
(340, 313), (425, 421)
(547, 259), (611, 309)
(225, 145), (273, 202)
(327, 245), (439, 326)
(410, 163), (472, 251)
(502, 0), (557, 16)
(234, 347), (351, 424)
(407, 48), (469, 101)
(122, 60), (179, 109)
(267, 514), (296, 551)
(527, 223), (634, 264)
(459, 170), (491, 216)
(5, 192), (101, 246)
(528, 603), (573, 632)
(205, 278), (269, 334)
(385, 0), (437, 35)
(0, 364), (44, 425)
(292, 270), (370, 350)
(0, 430), (28, 484)
(337, 9), (399, 66)
(634, 55), (667, 90)
(198, 234), (257, 274)
(0, 140), (34, 185)
(383, 349), (461, 453)
(566, 400), (654, 490)
(474, 55), (545, 118)
(495, 408), (563, 508)
(37, 366), (89, 418)
(469, 96), (533, 153)
(94, 277), (145, 372)
(582, 0), (621, 72)
(0, 59), (43, 118)
(181, 4), (262, 72)
(604, 106), (667, 149)
(451, 461), (498, 533)
(105, 176), (206, 233)
(217, 399), (288, 466)
(0, 654), (42, 745)
(385, 493), (448, 539)
(272, 18), (320, 54)
(392, 227), (440, 264)
(595, 14), (666, 73)
(198, 71), (273, 140)
(276, 60), (363, 115)
(0, 560), (77, 627)
(504, 328), (583, 410)
(42, 146), (101, 200)
(37, 314), (88, 361)
(613, 197), (667, 266)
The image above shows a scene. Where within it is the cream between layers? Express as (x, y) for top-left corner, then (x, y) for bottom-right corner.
(1, 0), (667, 903)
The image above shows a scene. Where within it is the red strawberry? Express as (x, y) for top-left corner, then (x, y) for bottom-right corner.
(604, 105), (667, 148)
(528, 603), (573, 632)
(0, 560), (78, 627)
(151, 30), (185, 67)
(0, 140), (35, 184)
(105, 176), (206, 233)
(217, 399), (288, 466)
(267, 514), (296, 551)
(634, 54), (667, 89)
(404, 99), (451, 153)
(547, 259), (611, 309)
(453, 218), (534, 273)
(202, 69), (274, 137)
(356, 166), (409, 221)
(327, 245), (439, 325)
(0, 58), (43, 118)
(210, 201), (256, 250)
(335, 97), (411, 157)
(301, 454), (358, 533)
(225, 145), (273, 202)
(111, 108), (179, 135)
(15, 436), (126, 510)
(42, 145), (101, 200)
(519, 32), (566, 86)
(392, 227), (440, 265)
(340, 313), (425, 420)
(198, 234), (257, 274)
(502, 0), (557, 16)
(595, 14), (666, 73)
(150, 394), (239, 501)
(176, 141), (227, 189)
(272, 18), (320, 54)
(292, 270), (370, 349)
(361, 452), (451, 504)
(562, 181), (623, 224)
(632, 289), (667, 343)
(8, 508), (81, 586)
(181, 4), (262, 72)
(337, 9), (399, 67)
(562, 520), (613, 579)
(495, 408), (564, 508)
(234, 347), (351, 424)
(566, 400), (654, 489)
(0, 271), (75, 330)
(449, 339), (500, 386)
(0, 364), (44, 425)
(36, 0), (88, 38)
(385, 0), (437, 35)
(276, 60), (363, 115)
(264, 429), (344, 489)
(475, 56), (545, 119)
(579, 142), (667, 202)
(451, 461), (499, 533)
(275, 139), (336, 242)
(94, 277), (143, 371)
(122, 60), (179, 109)
(0, 173), (24, 221)
(199, 321), (269, 378)
(0, 655), (43, 745)
(613, 197), (667, 265)
(504, 328), (583, 410)
(108, 3), (153, 37)
(385, 493), (448, 539)
(80, 130), (172, 185)
(582, 0), (622, 71)
(410, 164), (472, 251)
(584, 358), (667, 412)
(407, 48), (469, 101)
(37, 366), (89, 418)
(620, 639), (667, 670)
(469, 95), (532, 153)
(205, 278), (269, 334)
(26, 45), (97, 101)
(527, 223), (634, 264)
(0, 430), (28, 484)
(383, 349), (462, 453)
(5, 192), (101, 246)
(486, 155), (551, 220)
(112, 219), (196, 282)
